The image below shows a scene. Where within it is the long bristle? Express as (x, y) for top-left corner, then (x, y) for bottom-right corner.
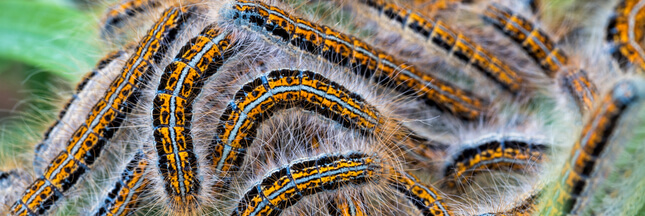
(1, 0), (644, 215)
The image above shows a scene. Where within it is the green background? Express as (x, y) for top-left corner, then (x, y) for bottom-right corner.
(0, 0), (104, 164)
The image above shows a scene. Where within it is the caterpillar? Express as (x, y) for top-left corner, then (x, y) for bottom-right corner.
(607, 0), (645, 72)
(541, 79), (644, 215)
(92, 150), (150, 216)
(151, 23), (234, 212)
(1, 0), (644, 215)
(355, 0), (525, 94)
(442, 134), (548, 189)
(9, 6), (195, 215)
(33, 47), (131, 174)
(483, 3), (598, 112)
(327, 194), (370, 216)
(231, 152), (382, 216)
(226, 0), (488, 120)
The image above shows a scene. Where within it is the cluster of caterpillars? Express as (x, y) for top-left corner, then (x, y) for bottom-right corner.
(2, 0), (645, 215)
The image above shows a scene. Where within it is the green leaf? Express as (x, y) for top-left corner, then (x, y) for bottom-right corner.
(0, 1), (102, 81)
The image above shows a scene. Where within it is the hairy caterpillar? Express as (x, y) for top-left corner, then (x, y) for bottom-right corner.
(0, 0), (644, 215)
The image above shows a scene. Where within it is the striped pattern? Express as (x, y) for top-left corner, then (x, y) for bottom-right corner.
(483, 3), (568, 77)
(545, 80), (641, 215)
(227, 0), (488, 120)
(33, 48), (128, 174)
(9, 7), (193, 215)
(359, 0), (524, 94)
(484, 3), (598, 112)
(93, 151), (149, 216)
(328, 194), (370, 216)
(207, 68), (444, 179)
(102, 0), (163, 39)
(210, 69), (382, 182)
(231, 152), (382, 216)
(443, 135), (548, 188)
(561, 69), (598, 111)
(607, 0), (645, 72)
(152, 24), (233, 211)
(389, 170), (452, 216)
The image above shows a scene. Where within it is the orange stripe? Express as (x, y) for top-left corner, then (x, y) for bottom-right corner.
(9, 6), (194, 215)
(361, 0), (524, 93)
(328, 194), (370, 216)
(607, 0), (645, 72)
(210, 69), (384, 187)
(152, 24), (234, 212)
(388, 169), (452, 216)
(93, 151), (149, 216)
(546, 80), (641, 215)
(561, 69), (598, 112)
(443, 135), (548, 188)
(232, 152), (382, 216)
(228, 0), (488, 120)
(483, 3), (568, 77)
(33, 48), (129, 174)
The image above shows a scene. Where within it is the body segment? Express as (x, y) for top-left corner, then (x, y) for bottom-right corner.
(227, 0), (488, 120)
(152, 24), (233, 212)
(231, 152), (382, 216)
(10, 7), (193, 215)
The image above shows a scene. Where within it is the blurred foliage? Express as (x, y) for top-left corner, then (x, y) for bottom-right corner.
(0, 1), (101, 78)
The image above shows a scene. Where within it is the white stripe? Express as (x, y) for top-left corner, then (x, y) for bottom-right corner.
(628, 0), (645, 60)
(227, 82), (378, 145)
(68, 9), (174, 159)
(216, 144), (233, 171)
